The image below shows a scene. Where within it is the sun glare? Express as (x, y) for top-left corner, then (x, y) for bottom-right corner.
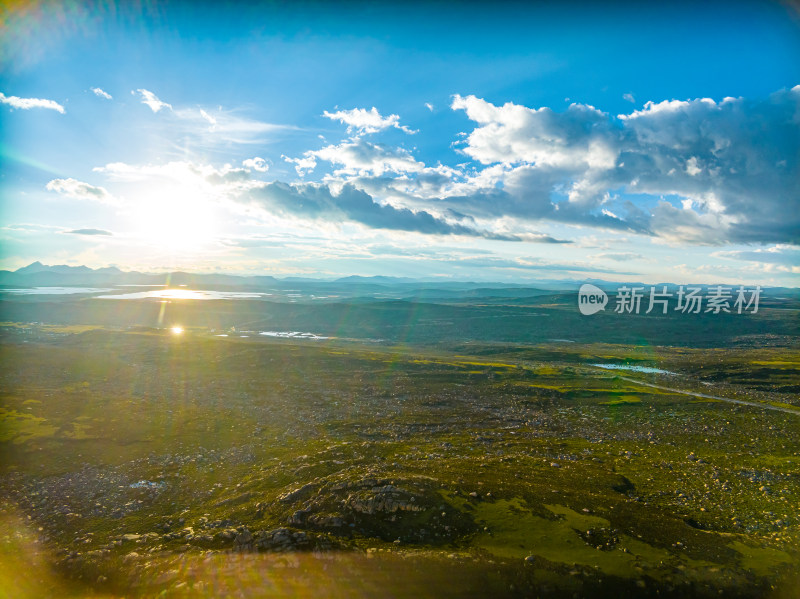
(132, 186), (218, 252)
(170, 326), (184, 335)
(156, 289), (206, 300)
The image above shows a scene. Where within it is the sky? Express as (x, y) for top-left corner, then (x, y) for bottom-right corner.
(1, 0), (799, 284)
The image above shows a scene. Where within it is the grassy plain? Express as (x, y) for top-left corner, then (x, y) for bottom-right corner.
(0, 292), (798, 597)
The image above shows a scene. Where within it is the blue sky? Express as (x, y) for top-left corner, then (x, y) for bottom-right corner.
(1, 0), (799, 284)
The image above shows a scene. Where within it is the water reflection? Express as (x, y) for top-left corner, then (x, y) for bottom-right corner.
(259, 331), (329, 340)
(592, 363), (675, 374)
(2, 287), (114, 295)
(95, 289), (272, 300)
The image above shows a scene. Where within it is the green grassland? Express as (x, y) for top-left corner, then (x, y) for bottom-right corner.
(1, 323), (799, 597)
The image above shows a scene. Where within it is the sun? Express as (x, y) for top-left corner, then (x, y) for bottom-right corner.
(170, 326), (184, 335)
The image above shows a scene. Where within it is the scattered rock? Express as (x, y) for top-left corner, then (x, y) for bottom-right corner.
(234, 528), (253, 547)
(278, 482), (320, 504)
(120, 534), (141, 543)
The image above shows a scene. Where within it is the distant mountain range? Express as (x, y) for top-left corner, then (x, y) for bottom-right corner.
(0, 262), (797, 296)
(0, 262), (278, 289)
(13, 261), (124, 276)
(0, 262), (554, 291)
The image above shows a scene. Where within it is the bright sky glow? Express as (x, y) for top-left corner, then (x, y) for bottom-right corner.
(1, 1), (798, 285)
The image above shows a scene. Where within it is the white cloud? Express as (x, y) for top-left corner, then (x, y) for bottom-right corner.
(83, 85), (800, 253)
(283, 154), (318, 176)
(172, 107), (294, 144)
(242, 157), (269, 172)
(447, 87), (800, 244)
(3, 223), (63, 233)
(451, 94), (617, 169)
(323, 107), (416, 135)
(269, 87), (800, 247)
(241, 181), (511, 239)
(92, 158), (512, 240)
(648, 201), (732, 245)
(199, 109), (217, 128)
(713, 245), (800, 268)
(95, 161), (183, 180)
(685, 156), (701, 176)
(310, 139), (425, 177)
(65, 228), (113, 236)
(425, 102), (434, 111)
(91, 87), (112, 100)
(439, 255), (634, 275)
(208, 114), (289, 141)
(134, 88), (172, 112)
(619, 97), (716, 121)
(0, 92), (65, 113)
(593, 252), (642, 261)
(46, 178), (114, 203)
(94, 160), (251, 188)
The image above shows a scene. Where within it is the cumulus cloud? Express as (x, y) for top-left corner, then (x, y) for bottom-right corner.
(242, 157), (269, 172)
(283, 154), (318, 176)
(305, 139), (426, 177)
(323, 107), (416, 135)
(64, 228), (113, 236)
(408, 166), (648, 236)
(448, 86), (800, 244)
(242, 182), (512, 239)
(0, 92), (65, 113)
(616, 88), (800, 244)
(46, 178), (114, 203)
(135, 88), (172, 112)
(451, 94), (617, 169)
(91, 87), (112, 100)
